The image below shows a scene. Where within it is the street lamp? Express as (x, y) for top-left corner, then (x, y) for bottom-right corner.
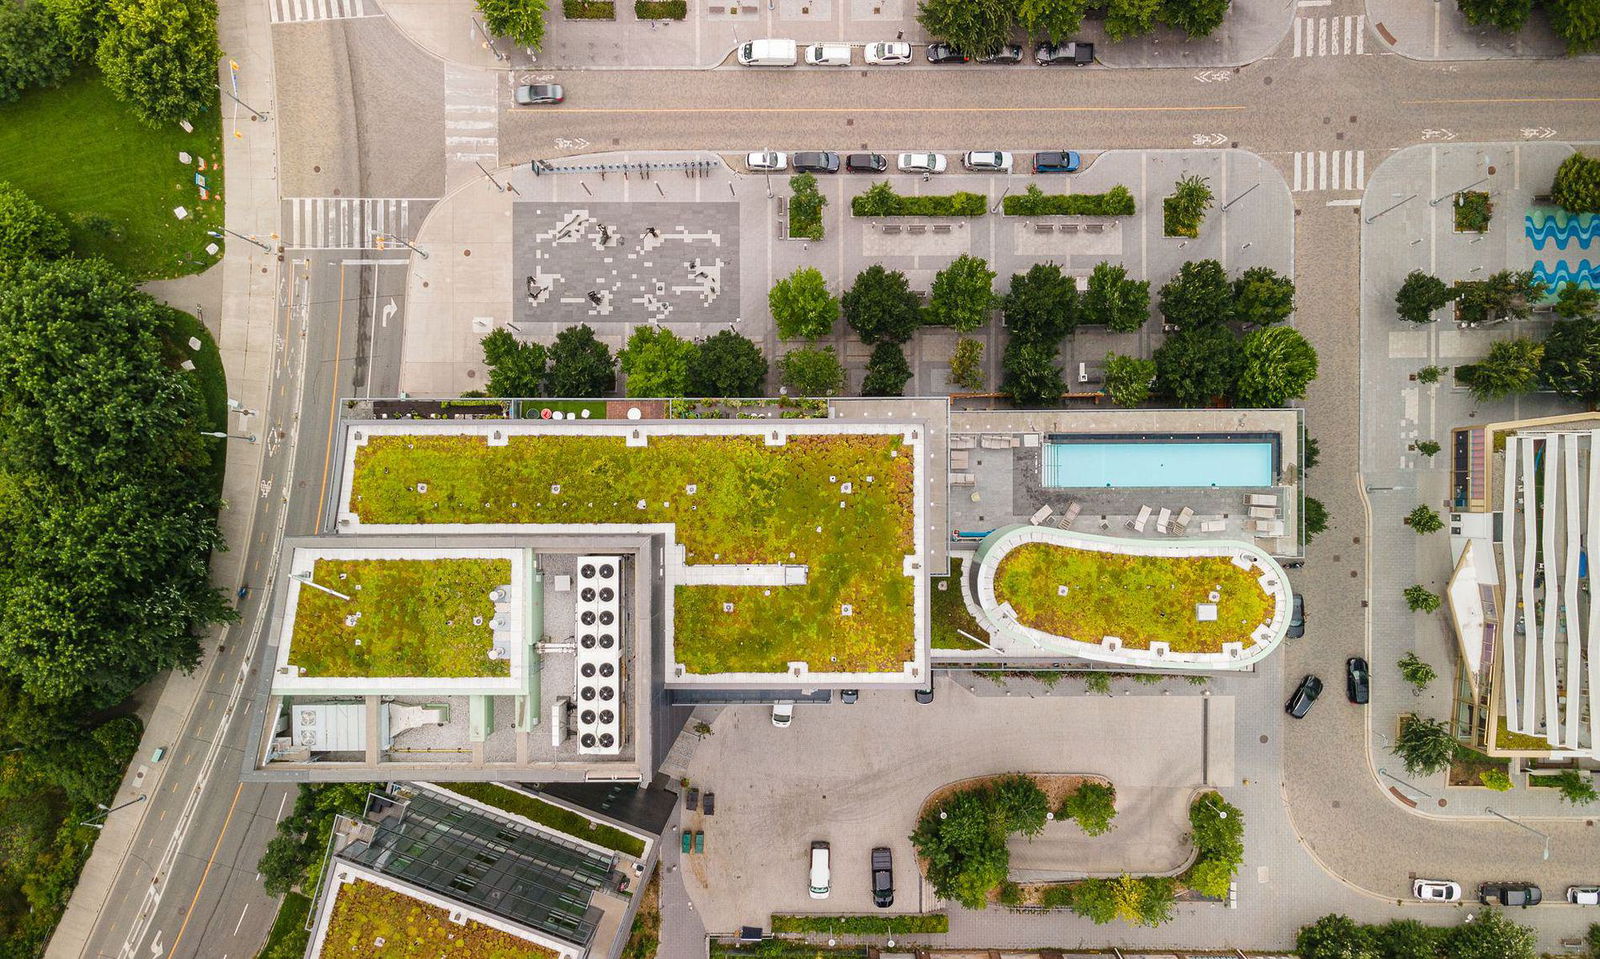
(373, 232), (428, 259)
(200, 430), (258, 443)
(1485, 806), (1550, 860)
(1430, 174), (1492, 207)
(1221, 181), (1260, 212)
(208, 228), (272, 252)
(1377, 766), (1433, 798)
(81, 794), (147, 828)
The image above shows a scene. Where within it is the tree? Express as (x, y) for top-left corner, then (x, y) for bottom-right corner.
(991, 773), (1050, 837)
(1550, 0), (1600, 54)
(1102, 352), (1155, 408)
(1231, 267), (1295, 326)
(1460, 337), (1543, 401)
(1104, 0), (1162, 39)
(769, 267), (839, 341)
(1416, 364), (1447, 384)
(1555, 283), (1600, 319)
(1187, 792), (1243, 864)
(0, 2), (75, 105)
(1456, 0), (1533, 31)
(0, 182), (70, 261)
(1158, 259), (1232, 329)
(1164, 175), (1214, 237)
(925, 254), (995, 333)
(1407, 504), (1444, 534)
(1234, 326), (1318, 408)
(778, 346), (844, 396)
(842, 264), (922, 345)
(1002, 338), (1064, 405)
(1153, 325), (1238, 406)
(477, 0), (547, 49)
(1184, 858), (1233, 898)
(1068, 878), (1120, 924)
(688, 330), (766, 397)
(1003, 262), (1077, 345)
(861, 342), (912, 397)
(1083, 261), (1151, 333)
(1446, 909), (1537, 959)
(1304, 435), (1321, 471)
(1479, 768), (1513, 790)
(95, 0), (221, 125)
(1296, 915), (1380, 959)
(1416, 439), (1441, 456)
(1395, 270), (1454, 324)
(915, 0), (1016, 55)
(1553, 153), (1600, 214)
(949, 337), (985, 391)
(544, 324), (615, 397)
(1541, 317), (1600, 406)
(854, 180), (898, 218)
(1060, 781), (1116, 836)
(1398, 651), (1437, 691)
(909, 781), (1014, 908)
(1551, 769), (1598, 805)
(1304, 496), (1328, 542)
(258, 783), (374, 897)
(1160, 0), (1230, 37)
(618, 326), (694, 398)
(1403, 586), (1441, 613)
(1393, 715), (1458, 776)
(1456, 270), (1544, 325)
(480, 329), (547, 397)
(37, 0), (112, 59)
(1017, 0), (1090, 40)
(787, 172), (825, 241)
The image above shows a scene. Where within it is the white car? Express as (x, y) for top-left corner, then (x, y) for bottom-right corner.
(808, 841), (831, 899)
(864, 41), (912, 64)
(897, 152), (947, 174)
(746, 151), (788, 172)
(1569, 886), (1600, 905)
(771, 702), (794, 727)
(1412, 879), (1462, 902)
(962, 151), (1013, 173)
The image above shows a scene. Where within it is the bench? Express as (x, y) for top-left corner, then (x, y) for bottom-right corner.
(880, 224), (902, 235)
(1059, 223), (1078, 234)
(907, 224), (927, 235)
(1034, 223), (1053, 234)
(1085, 222), (1104, 234)
(932, 224), (952, 234)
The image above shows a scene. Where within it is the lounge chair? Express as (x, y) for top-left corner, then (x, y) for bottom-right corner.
(1058, 501), (1082, 529)
(1128, 505), (1152, 532)
(1252, 519), (1285, 537)
(1156, 507), (1172, 534)
(1248, 506), (1279, 520)
(1030, 505), (1054, 525)
(1172, 506), (1194, 533)
(1199, 519), (1227, 533)
(1245, 493), (1278, 507)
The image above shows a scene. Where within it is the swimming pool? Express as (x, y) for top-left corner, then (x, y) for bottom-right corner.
(1042, 436), (1277, 489)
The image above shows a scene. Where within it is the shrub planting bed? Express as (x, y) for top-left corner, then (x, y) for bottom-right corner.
(441, 782), (647, 856)
(771, 914), (949, 935)
(563, 0), (616, 16)
(635, 0), (687, 16)
(1002, 184), (1136, 217)
(851, 183), (986, 217)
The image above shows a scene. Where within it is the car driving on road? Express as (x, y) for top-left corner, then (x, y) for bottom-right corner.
(514, 84), (565, 105)
(897, 153), (947, 174)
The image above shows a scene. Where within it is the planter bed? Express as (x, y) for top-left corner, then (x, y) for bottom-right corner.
(635, 0), (687, 16)
(1002, 184), (1136, 217)
(563, 0), (616, 17)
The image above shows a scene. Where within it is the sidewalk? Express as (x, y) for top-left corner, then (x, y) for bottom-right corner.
(1363, 0), (1576, 60)
(44, 3), (284, 955)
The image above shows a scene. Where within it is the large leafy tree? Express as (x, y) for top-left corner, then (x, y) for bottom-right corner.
(1017, 0), (1091, 41)
(688, 330), (766, 397)
(1102, 352), (1156, 407)
(861, 342), (913, 397)
(0, 258), (233, 710)
(1160, 0), (1230, 37)
(1555, 283), (1599, 319)
(1153, 325), (1238, 406)
(1296, 915), (1379, 959)
(1003, 262), (1077, 345)
(1082, 261), (1151, 333)
(1158, 259), (1232, 329)
(95, 0), (221, 125)
(36, 0), (112, 60)
(778, 346), (845, 396)
(1461, 337), (1543, 401)
(618, 325), (694, 398)
(1001, 338), (1064, 405)
(1231, 266), (1295, 326)
(1548, 0), (1600, 53)
(1395, 270), (1454, 324)
(0, 2), (75, 105)
(544, 323), (615, 397)
(480, 328), (546, 397)
(948, 337), (985, 391)
(769, 266), (838, 341)
(915, 0), (1016, 54)
(1455, 269), (1544, 324)
(1541, 317), (1600, 407)
(1446, 910), (1537, 959)
(1234, 325), (1318, 407)
(1392, 715), (1459, 776)
(842, 264), (922, 345)
(0, 182), (70, 262)
(477, 0), (547, 49)
(1104, 0), (1162, 39)
(1552, 152), (1600, 214)
(925, 254), (995, 333)
(1456, 0), (1533, 31)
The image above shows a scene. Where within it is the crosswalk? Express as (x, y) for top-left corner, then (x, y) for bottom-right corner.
(1292, 15), (1367, 56)
(282, 197), (434, 249)
(445, 66), (499, 189)
(1291, 151), (1366, 192)
(269, 0), (382, 23)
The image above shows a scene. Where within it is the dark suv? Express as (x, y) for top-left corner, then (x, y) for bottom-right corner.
(1033, 151), (1081, 174)
(792, 152), (840, 173)
(871, 847), (894, 908)
(1480, 882), (1542, 907)
(845, 153), (888, 173)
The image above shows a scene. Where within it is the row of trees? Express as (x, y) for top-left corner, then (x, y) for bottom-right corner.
(476, 0), (549, 49)
(1297, 911), (1539, 959)
(917, 0), (1232, 55)
(1456, 0), (1599, 55)
(480, 324), (770, 399)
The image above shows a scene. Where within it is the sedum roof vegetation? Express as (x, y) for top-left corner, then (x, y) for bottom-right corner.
(318, 879), (557, 959)
(993, 543), (1273, 653)
(349, 433), (916, 673)
(290, 558), (511, 678)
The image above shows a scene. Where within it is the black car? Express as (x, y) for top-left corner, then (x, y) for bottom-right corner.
(1345, 657), (1370, 705)
(914, 686), (934, 704)
(976, 43), (1024, 63)
(1286, 674), (1322, 718)
(1480, 882), (1542, 907)
(926, 43), (970, 63)
(1287, 593), (1306, 638)
(840, 689), (859, 704)
(1034, 41), (1094, 65)
(792, 151), (840, 173)
(845, 153), (888, 173)
(871, 847), (894, 908)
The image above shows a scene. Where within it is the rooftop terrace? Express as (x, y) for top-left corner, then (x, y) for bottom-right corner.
(315, 878), (558, 959)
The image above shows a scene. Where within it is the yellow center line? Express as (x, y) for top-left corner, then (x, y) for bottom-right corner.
(315, 264), (347, 524)
(1401, 96), (1600, 104)
(555, 104), (1247, 114)
(167, 781), (244, 959)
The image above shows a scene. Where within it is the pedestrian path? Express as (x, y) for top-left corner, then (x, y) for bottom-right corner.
(281, 197), (435, 249)
(444, 65), (499, 191)
(1291, 150), (1366, 192)
(1291, 15), (1367, 56)
(268, 0), (382, 23)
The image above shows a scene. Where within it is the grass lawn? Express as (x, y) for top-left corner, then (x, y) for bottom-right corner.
(256, 892), (311, 959)
(289, 558), (511, 678)
(350, 433), (917, 673)
(0, 72), (224, 280)
(319, 879), (558, 959)
(1495, 716), (1554, 752)
(993, 543), (1273, 653)
(441, 782), (647, 856)
(931, 558), (986, 650)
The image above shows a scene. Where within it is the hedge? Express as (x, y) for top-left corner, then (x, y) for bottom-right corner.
(563, 0), (616, 17)
(1003, 184), (1136, 217)
(851, 183), (986, 217)
(635, 0), (687, 15)
(441, 782), (647, 856)
(771, 914), (950, 935)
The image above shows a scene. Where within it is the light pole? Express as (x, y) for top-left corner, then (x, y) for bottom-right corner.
(1377, 766), (1433, 798)
(81, 794), (147, 829)
(476, 161), (506, 192)
(208, 228), (271, 252)
(201, 430), (258, 443)
(374, 232), (428, 259)
(472, 17), (508, 61)
(216, 84), (265, 121)
(1366, 193), (1418, 224)
(1485, 807), (1550, 860)
(292, 570), (353, 601)
(1430, 175), (1492, 207)
(1221, 181), (1260, 212)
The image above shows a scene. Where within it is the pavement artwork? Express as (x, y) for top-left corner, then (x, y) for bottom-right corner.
(1526, 209), (1598, 292)
(513, 201), (740, 327)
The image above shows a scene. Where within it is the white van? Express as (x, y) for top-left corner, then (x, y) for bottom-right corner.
(737, 38), (798, 65)
(804, 42), (852, 66)
(808, 841), (831, 899)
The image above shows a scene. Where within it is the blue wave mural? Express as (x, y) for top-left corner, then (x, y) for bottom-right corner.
(1525, 213), (1598, 251)
(1532, 259), (1600, 291)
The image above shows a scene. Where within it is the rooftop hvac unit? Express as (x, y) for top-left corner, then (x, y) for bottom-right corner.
(574, 555), (624, 756)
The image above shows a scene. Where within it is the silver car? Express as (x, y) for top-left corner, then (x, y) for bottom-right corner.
(896, 152), (947, 174)
(514, 84), (564, 105)
(962, 151), (1013, 173)
(746, 151), (789, 172)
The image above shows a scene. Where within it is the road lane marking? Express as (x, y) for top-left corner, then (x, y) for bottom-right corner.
(275, 792), (288, 823)
(1402, 96), (1600, 104)
(315, 265), (349, 524)
(232, 904), (249, 936)
(166, 782), (243, 959)
(1327, 198), (1363, 205)
(545, 104), (1247, 114)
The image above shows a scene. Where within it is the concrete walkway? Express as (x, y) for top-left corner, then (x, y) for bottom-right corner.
(1006, 787), (1199, 881)
(1363, 0), (1578, 60)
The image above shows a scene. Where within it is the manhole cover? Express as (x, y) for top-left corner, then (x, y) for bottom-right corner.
(1259, 734), (1269, 744)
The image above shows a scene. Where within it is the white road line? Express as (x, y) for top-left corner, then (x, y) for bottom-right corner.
(1326, 198), (1363, 206)
(233, 905), (249, 936)
(1292, 16), (1368, 56)
(1292, 151), (1366, 192)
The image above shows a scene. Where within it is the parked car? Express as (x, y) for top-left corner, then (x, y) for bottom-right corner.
(840, 689), (859, 704)
(871, 847), (894, 907)
(738, 38), (799, 65)
(845, 153), (888, 173)
(976, 43), (1024, 63)
(1286, 674), (1323, 718)
(926, 43), (969, 63)
(792, 151), (840, 173)
(864, 41), (912, 64)
(915, 686), (934, 704)
(809, 841), (831, 899)
(1287, 593), (1306, 638)
(897, 153), (947, 174)
(962, 151), (1013, 173)
(746, 151), (788, 172)
(1479, 882), (1542, 907)
(771, 702), (794, 727)
(804, 41), (852, 65)
(514, 84), (564, 105)
(1413, 879), (1462, 902)
(1035, 41), (1094, 65)
(1346, 657), (1370, 705)
(1568, 886), (1600, 905)
(1032, 150), (1081, 174)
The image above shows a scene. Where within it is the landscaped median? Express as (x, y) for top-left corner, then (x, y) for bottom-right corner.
(770, 914), (949, 935)
(851, 182), (986, 217)
(1002, 184), (1137, 217)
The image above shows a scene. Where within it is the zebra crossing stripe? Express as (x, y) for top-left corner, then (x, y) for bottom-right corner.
(1291, 151), (1367, 193)
(1292, 16), (1367, 56)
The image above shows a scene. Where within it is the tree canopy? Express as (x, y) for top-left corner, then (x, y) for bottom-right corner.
(915, 0), (1015, 54)
(1395, 270), (1454, 324)
(1460, 336), (1543, 401)
(544, 323), (615, 397)
(688, 330), (767, 397)
(0, 183), (70, 262)
(1102, 352), (1156, 407)
(925, 254), (996, 334)
(842, 264), (922, 345)
(618, 325), (695, 398)
(778, 346), (845, 396)
(1231, 266), (1295, 326)
(1001, 338), (1064, 405)
(477, 0), (547, 49)
(1158, 258), (1232, 329)
(1153, 325), (1238, 406)
(1552, 152), (1600, 214)
(95, 0), (222, 125)
(1083, 261), (1151, 333)
(1541, 317), (1600, 407)
(0, 2), (75, 105)
(480, 328), (547, 397)
(769, 266), (839, 340)
(1017, 0), (1091, 41)
(1003, 262), (1077, 345)
(861, 342), (913, 396)
(1234, 326), (1319, 407)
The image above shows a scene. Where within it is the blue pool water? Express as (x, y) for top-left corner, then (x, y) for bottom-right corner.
(1043, 441), (1275, 489)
